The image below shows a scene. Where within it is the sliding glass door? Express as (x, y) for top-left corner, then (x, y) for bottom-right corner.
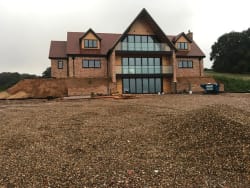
(122, 78), (162, 94)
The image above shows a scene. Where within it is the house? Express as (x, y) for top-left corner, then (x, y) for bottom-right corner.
(49, 8), (206, 95)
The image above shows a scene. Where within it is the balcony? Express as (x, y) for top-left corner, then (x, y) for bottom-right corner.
(115, 42), (172, 56)
(115, 65), (173, 78)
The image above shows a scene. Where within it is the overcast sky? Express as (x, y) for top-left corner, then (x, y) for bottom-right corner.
(0, 0), (249, 75)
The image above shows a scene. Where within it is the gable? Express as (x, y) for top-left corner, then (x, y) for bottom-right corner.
(175, 35), (191, 51)
(82, 32), (99, 40)
(111, 8), (176, 51)
(127, 17), (155, 35)
(176, 36), (189, 43)
(80, 29), (101, 49)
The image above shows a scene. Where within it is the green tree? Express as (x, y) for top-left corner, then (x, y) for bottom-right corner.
(42, 67), (51, 78)
(210, 28), (250, 73)
(0, 72), (37, 91)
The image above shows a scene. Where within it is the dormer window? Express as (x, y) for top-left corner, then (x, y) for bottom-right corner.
(176, 42), (188, 50)
(84, 39), (98, 48)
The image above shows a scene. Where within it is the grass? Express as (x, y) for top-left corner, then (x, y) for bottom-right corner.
(205, 70), (250, 92)
(205, 70), (250, 80)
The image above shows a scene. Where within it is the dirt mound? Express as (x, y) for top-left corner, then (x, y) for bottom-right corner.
(3, 78), (108, 99)
(164, 104), (250, 187)
(0, 91), (10, 99)
(7, 91), (30, 99)
(7, 79), (68, 98)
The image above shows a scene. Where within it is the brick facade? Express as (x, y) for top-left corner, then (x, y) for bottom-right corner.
(49, 9), (206, 95)
(73, 57), (107, 78)
(176, 58), (204, 77)
(51, 59), (68, 78)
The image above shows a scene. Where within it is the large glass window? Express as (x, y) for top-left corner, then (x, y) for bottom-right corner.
(129, 58), (135, 74)
(121, 35), (160, 51)
(135, 58), (141, 74)
(148, 58), (154, 74)
(122, 58), (129, 73)
(135, 36), (141, 51)
(123, 79), (129, 93)
(122, 57), (162, 74)
(155, 58), (161, 73)
(130, 79), (136, 93)
(155, 78), (161, 93)
(136, 78), (142, 93)
(122, 78), (162, 94)
(128, 35), (135, 50)
(142, 58), (148, 74)
(149, 78), (155, 93)
(143, 78), (149, 93)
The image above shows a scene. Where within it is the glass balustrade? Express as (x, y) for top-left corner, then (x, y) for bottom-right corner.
(117, 42), (171, 51)
(115, 65), (173, 74)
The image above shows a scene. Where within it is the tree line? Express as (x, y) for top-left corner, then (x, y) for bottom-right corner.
(0, 67), (51, 91)
(210, 28), (250, 73)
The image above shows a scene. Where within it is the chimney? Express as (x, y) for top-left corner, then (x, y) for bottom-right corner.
(187, 30), (193, 41)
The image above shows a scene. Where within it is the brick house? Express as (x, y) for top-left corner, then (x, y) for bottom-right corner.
(49, 8), (206, 95)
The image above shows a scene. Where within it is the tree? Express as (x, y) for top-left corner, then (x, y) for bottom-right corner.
(0, 72), (37, 91)
(42, 67), (51, 78)
(210, 28), (250, 73)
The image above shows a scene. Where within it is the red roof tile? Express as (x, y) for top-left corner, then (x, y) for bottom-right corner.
(49, 41), (67, 59)
(66, 32), (121, 55)
(167, 35), (205, 57)
(49, 33), (205, 58)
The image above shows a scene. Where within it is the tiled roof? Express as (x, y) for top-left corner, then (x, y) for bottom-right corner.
(49, 41), (67, 58)
(66, 32), (121, 55)
(175, 41), (206, 57)
(167, 35), (205, 57)
(49, 33), (205, 58)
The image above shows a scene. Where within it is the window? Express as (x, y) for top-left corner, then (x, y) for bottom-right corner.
(95, 60), (101, 68)
(122, 35), (160, 51)
(178, 60), (193, 68)
(89, 60), (95, 68)
(82, 60), (101, 68)
(122, 78), (162, 94)
(176, 42), (188, 50)
(122, 57), (162, 74)
(84, 39), (98, 48)
(58, 61), (63, 69)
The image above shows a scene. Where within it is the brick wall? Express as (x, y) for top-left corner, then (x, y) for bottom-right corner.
(176, 58), (203, 77)
(70, 57), (108, 78)
(163, 78), (172, 93)
(51, 59), (68, 78)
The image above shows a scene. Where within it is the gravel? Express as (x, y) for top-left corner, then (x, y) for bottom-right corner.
(0, 93), (249, 187)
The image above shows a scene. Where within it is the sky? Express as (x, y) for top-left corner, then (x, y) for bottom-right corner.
(0, 0), (249, 75)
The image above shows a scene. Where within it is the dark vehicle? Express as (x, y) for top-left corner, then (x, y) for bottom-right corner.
(200, 83), (220, 94)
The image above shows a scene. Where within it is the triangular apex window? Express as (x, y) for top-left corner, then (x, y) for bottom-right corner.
(80, 28), (101, 49)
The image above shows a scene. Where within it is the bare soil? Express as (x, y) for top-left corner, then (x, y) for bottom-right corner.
(0, 93), (249, 187)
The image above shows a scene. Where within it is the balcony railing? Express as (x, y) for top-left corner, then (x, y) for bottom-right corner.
(116, 42), (171, 51)
(115, 66), (173, 74)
